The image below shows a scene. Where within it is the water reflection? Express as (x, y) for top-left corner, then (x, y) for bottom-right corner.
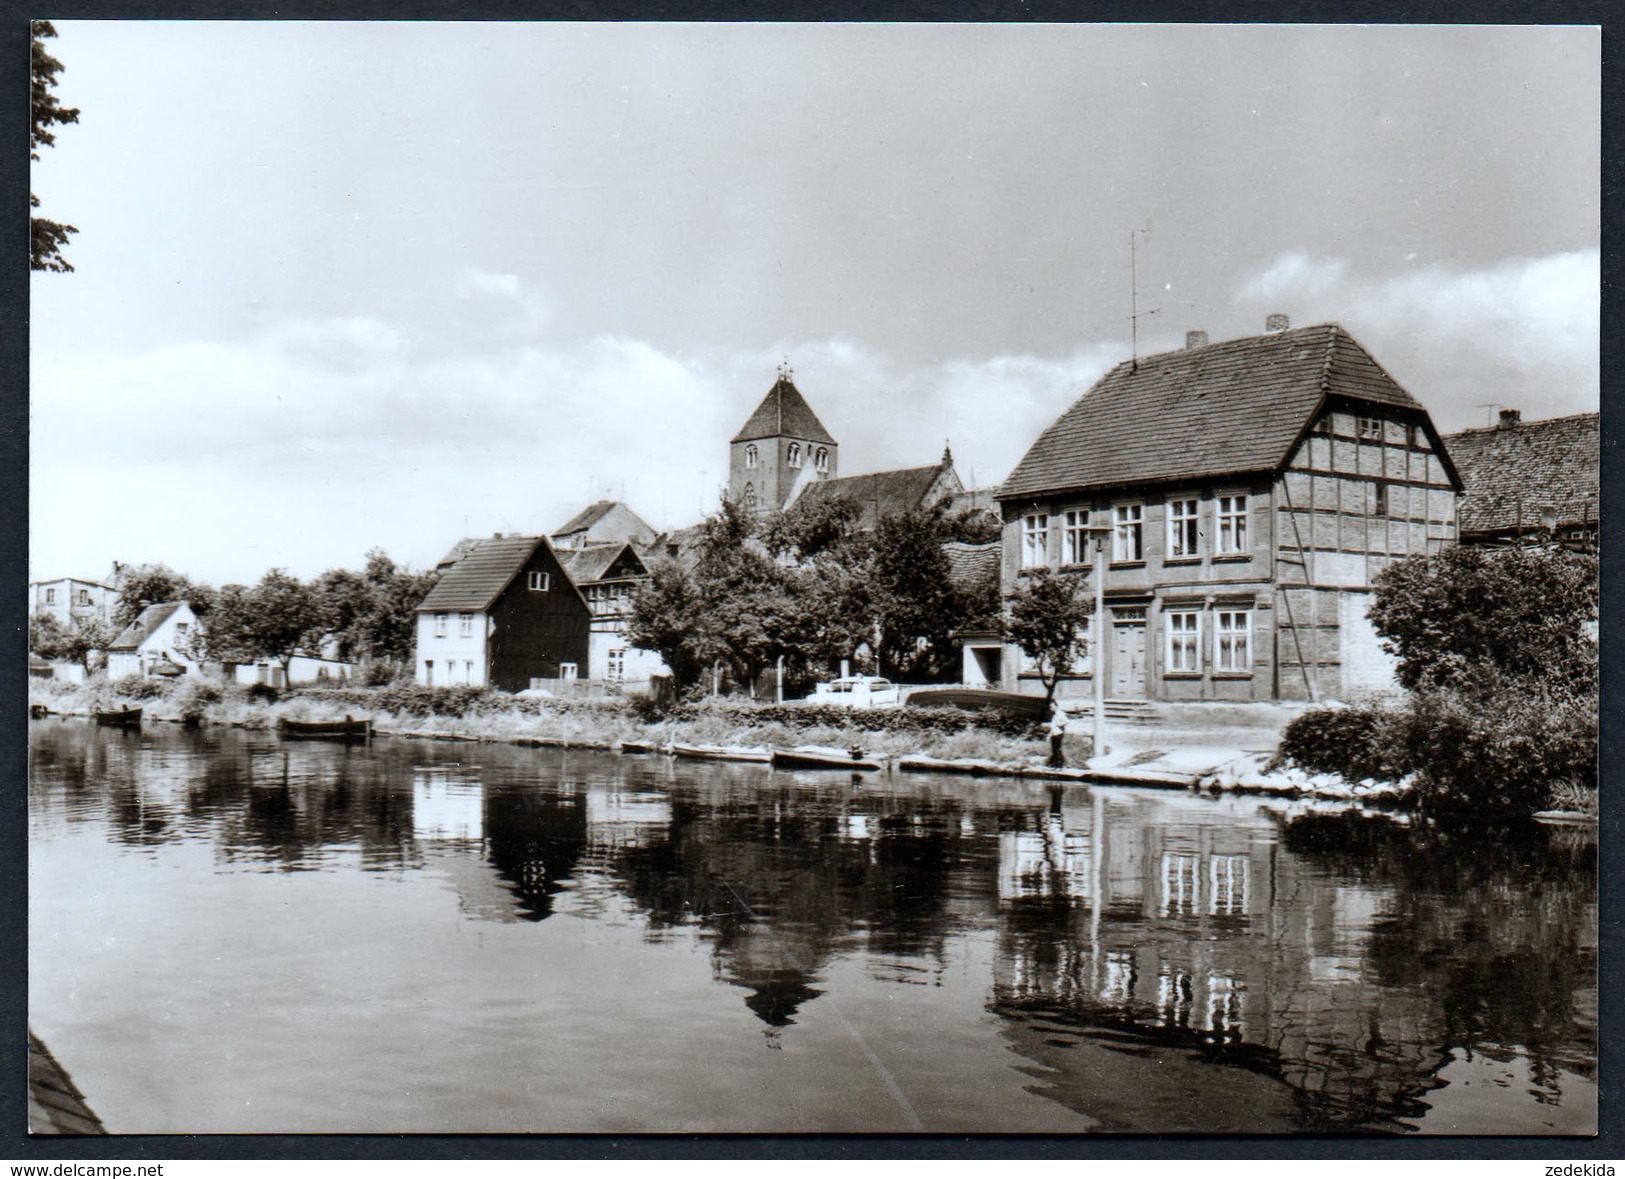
(28, 720), (1596, 1134)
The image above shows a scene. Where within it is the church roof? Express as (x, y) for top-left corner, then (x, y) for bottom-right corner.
(731, 376), (837, 445)
(794, 463), (950, 527)
(999, 323), (1436, 501)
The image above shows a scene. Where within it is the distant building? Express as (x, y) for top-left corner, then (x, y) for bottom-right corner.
(1442, 410), (1598, 551)
(552, 500), (658, 551)
(414, 535), (590, 691)
(995, 319), (1461, 703)
(790, 445), (966, 530)
(28, 577), (118, 629)
(556, 541), (669, 684)
(105, 602), (200, 679)
(728, 365), (840, 513)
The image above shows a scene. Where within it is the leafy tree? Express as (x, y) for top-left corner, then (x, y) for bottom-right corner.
(204, 570), (327, 681)
(1004, 569), (1093, 705)
(29, 611), (112, 672)
(1369, 547), (1598, 694)
(867, 508), (961, 679)
(31, 21), (79, 273)
(627, 561), (710, 690)
(357, 549), (438, 665)
(113, 563), (208, 629)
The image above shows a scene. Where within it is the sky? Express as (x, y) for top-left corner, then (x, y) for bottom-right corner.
(29, 21), (1600, 587)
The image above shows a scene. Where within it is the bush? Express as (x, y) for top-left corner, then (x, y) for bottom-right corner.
(1276, 705), (1408, 782)
(112, 674), (166, 701)
(1403, 684), (1597, 817)
(666, 700), (1043, 740)
(246, 681), (282, 703)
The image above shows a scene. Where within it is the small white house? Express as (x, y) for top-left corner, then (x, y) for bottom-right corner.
(104, 602), (200, 679)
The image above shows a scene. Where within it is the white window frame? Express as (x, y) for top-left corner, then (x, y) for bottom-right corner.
(423, 659), (434, 684)
(44, 588), (56, 605)
(1167, 497), (1200, 559)
(528, 571), (550, 592)
(1063, 510), (1092, 565)
(559, 662), (578, 680)
(458, 612), (474, 639)
(814, 447), (829, 471)
(433, 612), (448, 638)
(607, 649), (626, 681)
(1357, 413), (1383, 440)
(1215, 608), (1252, 672)
(1113, 503), (1143, 562)
(1166, 609), (1200, 673)
(744, 443), (758, 469)
(787, 442), (802, 468)
(1021, 513), (1049, 569)
(1216, 494), (1248, 555)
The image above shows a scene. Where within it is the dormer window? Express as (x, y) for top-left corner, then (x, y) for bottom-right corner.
(1357, 413), (1383, 440)
(787, 442), (802, 468)
(744, 444), (759, 469)
(814, 447), (828, 472)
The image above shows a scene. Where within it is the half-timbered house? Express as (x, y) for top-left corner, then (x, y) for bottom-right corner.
(994, 319), (1461, 703)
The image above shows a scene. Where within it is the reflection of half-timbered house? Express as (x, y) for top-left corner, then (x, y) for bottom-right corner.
(995, 319), (1461, 703)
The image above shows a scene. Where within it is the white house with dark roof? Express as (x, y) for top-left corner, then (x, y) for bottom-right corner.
(414, 535), (590, 690)
(994, 318), (1462, 704)
(105, 602), (199, 679)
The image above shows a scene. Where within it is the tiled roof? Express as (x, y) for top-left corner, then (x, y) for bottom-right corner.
(557, 542), (648, 584)
(942, 541), (1000, 592)
(107, 601), (183, 650)
(554, 500), (637, 536)
(1443, 412), (1599, 535)
(793, 463), (947, 526)
(731, 377), (837, 445)
(998, 323), (1423, 501)
(416, 536), (546, 613)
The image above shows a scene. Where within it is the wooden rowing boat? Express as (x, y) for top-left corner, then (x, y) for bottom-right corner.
(277, 716), (373, 740)
(772, 746), (882, 772)
(29, 703), (50, 719)
(618, 740), (667, 755)
(668, 742), (772, 764)
(905, 688), (1050, 720)
(94, 707), (143, 727)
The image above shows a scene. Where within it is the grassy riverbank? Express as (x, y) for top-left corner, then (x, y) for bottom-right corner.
(28, 676), (1050, 763)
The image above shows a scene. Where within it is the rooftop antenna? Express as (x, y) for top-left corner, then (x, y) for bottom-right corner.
(1478, 402), (1501, 427)
(1129, 230), (1159, 373)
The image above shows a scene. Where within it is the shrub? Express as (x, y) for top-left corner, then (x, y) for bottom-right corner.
(246, 681), (282, 703)
(1403, 683), (1597, 817)
(113, 674), (166, 701)
(1275, 705), (1408, 782)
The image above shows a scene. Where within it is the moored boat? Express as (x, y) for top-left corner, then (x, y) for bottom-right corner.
(905, 688), (1049, 721)
(277, 716), (373, 740)
(618, 740), (667, 755)
(94, 707), (143, 727)
(668, 742), (772, 764)
(29, 703), (50, 719)
(772, 745), (882, 772)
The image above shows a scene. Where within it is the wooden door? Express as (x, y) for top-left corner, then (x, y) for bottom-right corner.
(1110, 623), (1147, 699)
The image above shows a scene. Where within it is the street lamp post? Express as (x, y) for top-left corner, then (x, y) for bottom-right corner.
(1072, 524), (1114, 762)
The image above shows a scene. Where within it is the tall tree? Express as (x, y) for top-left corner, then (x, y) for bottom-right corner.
(29, 611), (112, 672)
(205, 570), (327, 681)
(1004, 569), (1093, 705)
(113, 563), (206, 629)
(31, 21), (79, 273)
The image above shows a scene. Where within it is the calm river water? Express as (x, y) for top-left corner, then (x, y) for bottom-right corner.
(28, 720), (1596, 1135)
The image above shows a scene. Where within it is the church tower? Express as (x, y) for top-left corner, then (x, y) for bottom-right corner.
(728, 363), (838, 513)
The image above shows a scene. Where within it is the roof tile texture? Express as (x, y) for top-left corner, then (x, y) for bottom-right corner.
(417, 536), (545, 613)
(999, 323), (1421, 501)
(1443, 412), (1599, 535)
(107, 601), (183, 650)
(794, 464), (948, 526)
(732, 377), (837, 445)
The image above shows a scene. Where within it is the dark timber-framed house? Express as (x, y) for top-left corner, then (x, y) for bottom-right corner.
(414, 535), (590, 691)
(992, 319), (1462, 704)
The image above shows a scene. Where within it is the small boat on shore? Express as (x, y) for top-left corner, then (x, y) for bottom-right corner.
(94, 707), (143, 727)
(29, 703), (50, 719)
(277, 716), (373, 740)
(905, 688), (1049, 721)
(618, 740), (667, 755)
(772, 745), (883, 772)
(669, 742), (772, 764)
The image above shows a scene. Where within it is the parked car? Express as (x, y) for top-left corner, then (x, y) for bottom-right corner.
(807, 676), (901, 709)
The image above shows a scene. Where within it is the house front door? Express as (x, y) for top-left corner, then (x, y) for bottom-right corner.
(1110, 621), (1147, 699)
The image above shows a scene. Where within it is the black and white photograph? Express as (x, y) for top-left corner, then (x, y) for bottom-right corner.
(25, 20), (1600, 1137)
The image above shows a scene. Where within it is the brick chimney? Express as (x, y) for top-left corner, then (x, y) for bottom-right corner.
(1265, 313), (1290, 332)
(1185, 330), (1209, 350)
(1498, 408), (1522, 430)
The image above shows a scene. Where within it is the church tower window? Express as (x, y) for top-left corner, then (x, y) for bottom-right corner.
(814, 446), (828, 472)
(742, 483), (757, 511)
(787, 442), (802, 468)
(744, 443), (758, 469)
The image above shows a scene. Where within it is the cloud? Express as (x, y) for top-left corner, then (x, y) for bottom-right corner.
(450, 266), (552, 334)
(1234, 249), (1598, 430)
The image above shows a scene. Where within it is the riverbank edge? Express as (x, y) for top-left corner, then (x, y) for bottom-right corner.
(32, 689), (1417, 811)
